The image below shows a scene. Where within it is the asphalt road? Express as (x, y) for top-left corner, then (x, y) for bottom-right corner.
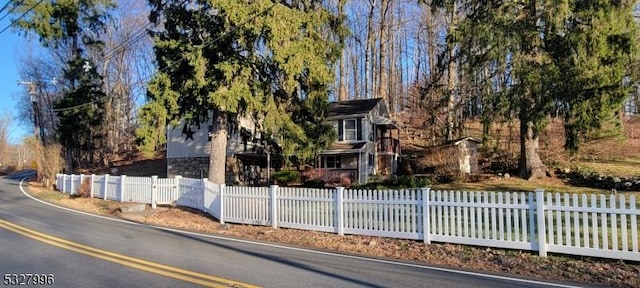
(0, 174), (592, 288)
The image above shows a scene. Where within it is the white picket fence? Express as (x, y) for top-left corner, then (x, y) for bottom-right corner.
(55, 174), (640, 261)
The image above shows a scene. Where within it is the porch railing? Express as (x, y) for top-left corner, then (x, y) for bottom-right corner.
(302, 168), (357, 184)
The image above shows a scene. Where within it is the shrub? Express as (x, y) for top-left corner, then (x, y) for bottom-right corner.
(415, 176), (432, 187)
(26, 137), (64, 189)
(394, 175), (416, 188)
(340, 176), (352, 187)
(76, 178), (92, 198)
(272, 170), (300, 186)
(302, 179), (326, 188)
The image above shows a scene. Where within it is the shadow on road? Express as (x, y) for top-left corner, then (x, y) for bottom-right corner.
(3, 170), (36, 181)
(122, 217), (387, 288)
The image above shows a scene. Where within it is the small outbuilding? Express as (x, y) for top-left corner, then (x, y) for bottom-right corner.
(450, 137), (482, 174)
(416, 136), (482, 175)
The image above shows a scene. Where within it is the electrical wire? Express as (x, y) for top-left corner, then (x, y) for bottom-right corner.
(0, 0), (15, 15)
(0, 0), (22, 23)
(0, 0), (36, 34)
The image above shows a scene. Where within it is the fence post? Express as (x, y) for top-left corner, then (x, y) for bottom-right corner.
(90, 174), (95, 198)
(63, 174), (68, 193)
(78, 174), (85, 196)
(421, 187), (431, 244)
(151, 176), (158, 209)
(70, 174), (76, 195)
(219, 183), (225, 224)
(201, 178), (208, 211)
(535, 188), (547, 257)
(119, 175), (126, 202)
(103, 174), (109, 200)
(174, 175), (182, 202)
(335, 186), (345, 236)
(270, 185), (279, 229)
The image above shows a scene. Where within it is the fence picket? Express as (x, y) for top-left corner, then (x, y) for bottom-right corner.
(620, 196), (628, 252)
(600, 194), (609, 250)
(591, 194), (599, 249)
(631, 196), (638, 252)
(610, 194), (618, 251)
(572, 194), (580, 247)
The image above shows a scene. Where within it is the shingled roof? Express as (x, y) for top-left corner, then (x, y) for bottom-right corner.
(328, 98), (382, 117)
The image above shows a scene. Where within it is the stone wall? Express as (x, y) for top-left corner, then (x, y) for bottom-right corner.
(167, 157), (209, 179)
(167, 156), (241, 185)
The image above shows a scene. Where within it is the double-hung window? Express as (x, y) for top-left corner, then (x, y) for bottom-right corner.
(344, 119), (357, 141)
(335, 119), (362, 141)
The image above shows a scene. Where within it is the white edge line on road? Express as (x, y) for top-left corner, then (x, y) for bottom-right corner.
(18, 178), (583, 288)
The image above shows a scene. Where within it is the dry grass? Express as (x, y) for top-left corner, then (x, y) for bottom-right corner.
(576, 160), (640, 178)
(402, 116), (640, 180)
(25, 182), (640, 288)
(431, 176), (608, 194)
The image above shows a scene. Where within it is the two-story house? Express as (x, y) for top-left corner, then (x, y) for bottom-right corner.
(313, 98), (400, 185)
(166, 98), (400, 185)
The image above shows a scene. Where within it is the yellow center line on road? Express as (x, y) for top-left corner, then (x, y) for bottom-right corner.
(0, 219), (260, 288)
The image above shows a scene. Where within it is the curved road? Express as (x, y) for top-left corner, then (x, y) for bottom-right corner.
(0, 175), (591, 288)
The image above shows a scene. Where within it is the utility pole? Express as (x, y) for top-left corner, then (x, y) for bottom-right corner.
(18, 81), (40, 141)
(18, 78), (57, 144)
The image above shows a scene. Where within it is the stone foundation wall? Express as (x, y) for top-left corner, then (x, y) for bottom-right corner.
(167, 157), (241, 185)
(167, 157), (209, 179)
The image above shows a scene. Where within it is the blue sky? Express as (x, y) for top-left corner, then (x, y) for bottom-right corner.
(0, 27), (32, 144)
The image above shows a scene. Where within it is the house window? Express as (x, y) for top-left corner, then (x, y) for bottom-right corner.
(344, 119), (356, 141)
(334, 119), (362, 141)
(368, 153), (374, 168)
(324, 156), (341, 169)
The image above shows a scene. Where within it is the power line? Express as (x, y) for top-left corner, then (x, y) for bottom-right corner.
(0, 0), (22, 23)
(0, 0), (15, 15)
(51, 2), (278, 114)
(0, 0), (43, 34)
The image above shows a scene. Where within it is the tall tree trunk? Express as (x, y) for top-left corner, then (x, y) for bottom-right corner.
(519, 117), (547, 179)
(518, 0), (548, 180)
(378, 0), (390, 104)
(445, 4), (458, 142)
(426, 8), (437, 83)
(351, 51), (360, 99)
(208, 108), (228, 184)
(338, 0), (347, 102)
(365, 0), (376, 99)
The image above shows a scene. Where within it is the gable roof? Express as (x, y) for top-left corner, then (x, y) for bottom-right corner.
(328, 98), (383, 117)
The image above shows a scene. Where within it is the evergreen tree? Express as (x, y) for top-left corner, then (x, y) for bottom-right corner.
(449, 1), (639, 179)
(140, 0), (343, 183)
(548, 1), (639, 153)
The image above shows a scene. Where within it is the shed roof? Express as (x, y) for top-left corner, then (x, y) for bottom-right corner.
(329, 98), (382, 117)
(450, 136), (482, 145)
(321, 142), (366, 155)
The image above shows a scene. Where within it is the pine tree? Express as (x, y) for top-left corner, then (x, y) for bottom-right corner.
(450, 1), (639, 179)
(140, 0), (343, 183)
(548, 1), (639, 153)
